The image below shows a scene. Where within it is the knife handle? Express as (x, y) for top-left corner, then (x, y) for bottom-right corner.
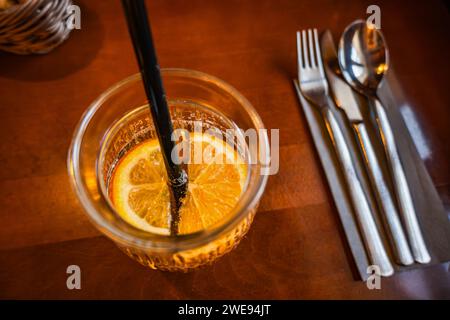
(371, 98), (431, 264)
(354, 122), (414, 265)
(322, 107), (394, 276)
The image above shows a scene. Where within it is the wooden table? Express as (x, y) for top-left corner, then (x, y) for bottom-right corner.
(0, 0), (449, 299)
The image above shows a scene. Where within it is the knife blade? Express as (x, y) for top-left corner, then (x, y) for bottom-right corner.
(320, 30), (415, 266)
(320, 30), (363, 122)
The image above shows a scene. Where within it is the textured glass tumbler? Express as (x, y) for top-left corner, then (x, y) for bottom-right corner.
(68, 69), (269, 271)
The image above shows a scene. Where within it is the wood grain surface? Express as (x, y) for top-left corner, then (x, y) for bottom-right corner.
(0, 0), (449, 299)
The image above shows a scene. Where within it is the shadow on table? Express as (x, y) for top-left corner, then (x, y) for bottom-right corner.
(0, 2), (104, 82)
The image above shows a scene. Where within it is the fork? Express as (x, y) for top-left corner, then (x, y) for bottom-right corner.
(297, 29), (394, 277)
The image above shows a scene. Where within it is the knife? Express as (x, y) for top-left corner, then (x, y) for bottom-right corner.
(320, 30), (414, 266)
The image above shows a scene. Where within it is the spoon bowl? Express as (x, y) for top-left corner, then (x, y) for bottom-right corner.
(338, 20), (389, 96)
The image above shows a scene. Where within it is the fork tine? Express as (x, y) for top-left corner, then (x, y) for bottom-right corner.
(308, 29), (316, 67)
(296, 31), (303, 70)
(301, 30), (309, 68)
(313, 29), (324, 76)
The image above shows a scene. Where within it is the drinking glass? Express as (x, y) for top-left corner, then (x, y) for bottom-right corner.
(68, 68), (269, 271)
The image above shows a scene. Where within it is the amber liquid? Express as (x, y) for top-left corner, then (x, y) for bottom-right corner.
(98, 101), (255, 271)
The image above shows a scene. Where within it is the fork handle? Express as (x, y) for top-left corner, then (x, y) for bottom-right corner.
(354, 122), (414, 265)
(371, 98), (431, 264)
(323, 107), (394, 277)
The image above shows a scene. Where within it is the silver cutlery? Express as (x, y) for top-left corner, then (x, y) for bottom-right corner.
(296, 28), (394, 276)
(320, 30), (414, 266)
(338, 20), (431, 264)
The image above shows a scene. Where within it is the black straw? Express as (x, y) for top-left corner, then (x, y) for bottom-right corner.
(121, 0), (187, 235)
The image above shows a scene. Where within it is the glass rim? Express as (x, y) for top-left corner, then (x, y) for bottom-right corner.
(67, 68), (269, 252)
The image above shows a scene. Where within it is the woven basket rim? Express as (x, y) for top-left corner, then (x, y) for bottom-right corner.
(0, 0), (73, 55)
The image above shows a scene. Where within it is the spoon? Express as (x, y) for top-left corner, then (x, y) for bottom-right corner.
(338, 20), (431, 264)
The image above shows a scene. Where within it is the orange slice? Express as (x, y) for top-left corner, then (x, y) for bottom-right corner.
(110, 133), (247, 235)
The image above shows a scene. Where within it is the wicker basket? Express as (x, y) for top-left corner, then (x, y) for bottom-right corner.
(0, 0), (73, 55)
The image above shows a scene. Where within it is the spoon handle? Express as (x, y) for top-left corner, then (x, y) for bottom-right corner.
(354, 122), (414, 266)
(371, 98), (431, 264)
(323, 107), (394, 277)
